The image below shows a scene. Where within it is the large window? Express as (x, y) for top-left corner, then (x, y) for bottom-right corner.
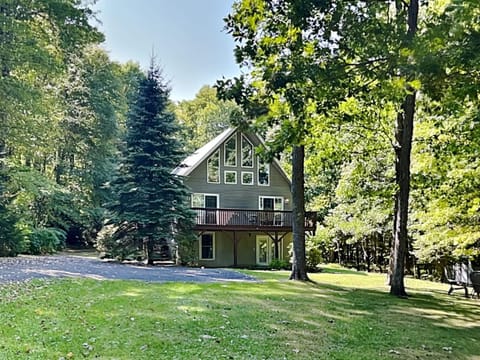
(241, 134), (253, 167)
(207, 150), (220, 183)
(199, 233), (215, 260)
(224, 136), (237, 167)
(258, 159), (270, 186)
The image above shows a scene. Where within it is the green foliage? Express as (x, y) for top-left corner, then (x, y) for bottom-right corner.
(174, 85), (238, 153)
(0, 1), (118, 252)
(305, 240), (322, 272)
(268, 258), (290, 270)
(175, 235), (198, 266)
(27, 227), (66, 255)
(411, 99), (480, 264)
(0, 167), (24, 256)
(95, 223), (143, 261)
(0, 204), (24, 257)
(106, 60), (194, 263)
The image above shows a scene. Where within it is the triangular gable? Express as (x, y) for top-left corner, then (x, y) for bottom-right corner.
(173, 127), (291, 185)
(172, 127), (236, 177)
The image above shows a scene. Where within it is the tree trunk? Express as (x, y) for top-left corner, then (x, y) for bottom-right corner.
(389, 0), (418, 297)
(289, 145), (309, 281)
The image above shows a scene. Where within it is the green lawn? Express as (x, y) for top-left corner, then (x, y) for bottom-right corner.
(1, 266), (479, 359)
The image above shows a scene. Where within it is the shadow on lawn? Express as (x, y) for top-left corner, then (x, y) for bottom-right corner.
(319, 266), (369, 276)
(156, 278), (480, 359)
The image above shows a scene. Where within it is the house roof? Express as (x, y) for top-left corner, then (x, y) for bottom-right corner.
(172, 127), (236, 177)
(172, 127), (291, 184)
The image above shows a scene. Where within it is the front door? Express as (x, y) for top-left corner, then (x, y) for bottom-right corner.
(259, 196), (284, 225)
(256, 236), (270, 265)
(205, 195), (218, 224)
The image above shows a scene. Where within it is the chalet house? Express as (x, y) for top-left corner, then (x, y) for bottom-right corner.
(172, 128), (316, 267)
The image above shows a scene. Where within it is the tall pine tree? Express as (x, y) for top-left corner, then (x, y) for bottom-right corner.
(109, 60), (193, 264)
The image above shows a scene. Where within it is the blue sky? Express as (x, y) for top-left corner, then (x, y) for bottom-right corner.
(92, 0), (241, 101)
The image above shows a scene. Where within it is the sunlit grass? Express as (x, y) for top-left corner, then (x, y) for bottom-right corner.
(0, 267), (479, 359)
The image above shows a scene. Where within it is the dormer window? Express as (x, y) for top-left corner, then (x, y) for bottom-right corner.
(207, 150), (220, 183)
(224, 136), (237, 167)
(241, 134), (253, 168)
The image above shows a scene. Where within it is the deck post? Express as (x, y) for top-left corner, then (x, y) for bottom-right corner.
(274, 232), (279, 260)
(233, 231), (238, 267)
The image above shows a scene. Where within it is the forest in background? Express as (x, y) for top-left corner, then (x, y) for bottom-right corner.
(1, 1), (479, 281)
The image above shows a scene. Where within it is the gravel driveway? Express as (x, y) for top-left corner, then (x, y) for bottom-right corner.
(0, 254), (256, 284)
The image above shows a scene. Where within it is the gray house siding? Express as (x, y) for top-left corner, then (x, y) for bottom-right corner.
(195, 231), (293, 267)
(177, 129), (295, 267)
(184, 131), (292, 210)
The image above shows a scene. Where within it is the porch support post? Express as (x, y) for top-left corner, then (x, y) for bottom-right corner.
(233, 231), (238, 267)
(274, 232), (279, 260)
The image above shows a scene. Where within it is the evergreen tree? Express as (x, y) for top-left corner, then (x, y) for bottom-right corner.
(109, 60), (194, 264)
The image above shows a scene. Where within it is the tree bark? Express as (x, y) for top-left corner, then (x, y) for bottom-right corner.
(389, 0), (418, 297)
(289, 145), (309, 281)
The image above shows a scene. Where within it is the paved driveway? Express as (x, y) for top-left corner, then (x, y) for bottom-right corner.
(0, 254), (256, 284)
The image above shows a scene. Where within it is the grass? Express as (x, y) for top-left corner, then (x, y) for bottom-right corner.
(0, 266), (479, 359)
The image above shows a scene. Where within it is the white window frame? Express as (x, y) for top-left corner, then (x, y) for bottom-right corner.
(207, 150), (220, 184)
(241, 171), (254, 185)
(224, 170), (237, 184)
(224, 135), (237, 167)
(199, 233), (215, 260)
(241, 134), (254, 168)
(191, 193), (219, 208)
(257, 159), (270, 186)
(256, 235), (283, 265)
(191, 193), (219, 225)
(259, 196), (284, 211)
(259, 196), (284, 225)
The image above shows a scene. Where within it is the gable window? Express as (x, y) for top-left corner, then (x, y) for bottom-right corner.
(207, 150), (220, 183)
(199, 233), (215, 260)
(241, 171), (254, 185)
(224, 170), (237, 184)
(224, 136), (237, 167)
(241, 134), (253, 167)
(258, 159), (270, 186)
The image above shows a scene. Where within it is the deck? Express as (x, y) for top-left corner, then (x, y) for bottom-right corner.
(191, 207), (317, 233)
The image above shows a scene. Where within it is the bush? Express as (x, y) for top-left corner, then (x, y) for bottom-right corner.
(306, 240), (323, 272)
(176, 235), (197, 266)
(0, 207), (24, 256)
(95, 223), (142, 261)
(27, 228), (66, 255)
(269, 258), (291, 270)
